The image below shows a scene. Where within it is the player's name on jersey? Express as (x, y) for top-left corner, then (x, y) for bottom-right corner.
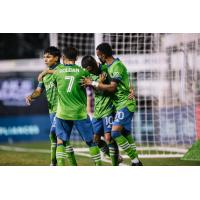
(59, 68), (80, 73)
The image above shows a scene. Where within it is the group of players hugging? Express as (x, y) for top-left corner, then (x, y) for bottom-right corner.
(25, 43), (143, 166)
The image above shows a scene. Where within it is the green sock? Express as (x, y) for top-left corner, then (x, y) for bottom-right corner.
(49, 133), (57, 165)
(97, 139), (110, 157)
(108, 140), (119, 166)
(115, 135), (137, 160)
(65, 142), (77, 166)
(56, 144), (65, 166)
(124, 133), (137, 152)
(89, 146), (102, 166)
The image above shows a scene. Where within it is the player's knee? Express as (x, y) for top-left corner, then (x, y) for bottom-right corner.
(112, 125), (123, 132)
(57, 137), (64, 145)
(104, 133), (111, 143)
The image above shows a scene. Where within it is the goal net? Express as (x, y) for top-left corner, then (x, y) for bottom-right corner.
(54, 33), (200, 158)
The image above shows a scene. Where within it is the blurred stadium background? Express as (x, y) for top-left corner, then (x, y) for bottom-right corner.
(0, 33), (200, 165)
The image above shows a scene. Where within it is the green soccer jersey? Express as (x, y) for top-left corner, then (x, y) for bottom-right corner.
(38, 63), (63, 113)
(107, 58), (136, 112)
(52, 64), (90, 120)
(90, 64), (113, 119)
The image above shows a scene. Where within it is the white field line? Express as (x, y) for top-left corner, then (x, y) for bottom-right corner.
(76, 147), (185, 158)
(136, 146), (187, 153)
(0, 145), (50, 153)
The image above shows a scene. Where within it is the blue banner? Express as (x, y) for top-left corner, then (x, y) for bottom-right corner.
(0, 115), (50, 143)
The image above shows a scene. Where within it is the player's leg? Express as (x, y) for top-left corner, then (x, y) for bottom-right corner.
(103, 115), (120, 166)
(75, 116), (101, 166)
(119, 111), (141, 165)
(122, 129), (136, 152)
(94, 135), (110, 157)
(111, 108), (142, 166)
(119, 113), (142, 166)
(55, 117), (77, 166)
(49, 113), (57, 166)
(92, 118), (110, 157)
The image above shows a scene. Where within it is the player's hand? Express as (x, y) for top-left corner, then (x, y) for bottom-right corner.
(99, 73), (107, 83)
(38, 73), (44, 82)
(37, 69), (55, 82)
(80, 77), (92, 87)
(25, 95), (33, 106)
(128, 88), (135, 100)
(46, 69), (55, 74)
(37, 69), (49, 82)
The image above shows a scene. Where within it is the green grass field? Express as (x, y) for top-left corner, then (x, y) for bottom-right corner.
(0, 141), (200, 166)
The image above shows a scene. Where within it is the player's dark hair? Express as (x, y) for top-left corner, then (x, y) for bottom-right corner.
(96, 43), (113, 57)
(63, 46), (78, 60)
(81, 55), (97, 69)
(44, 46), (61, 62)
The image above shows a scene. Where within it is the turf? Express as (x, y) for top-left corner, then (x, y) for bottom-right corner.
(1, 141), (200, 166)
(0, 150), (110, 166)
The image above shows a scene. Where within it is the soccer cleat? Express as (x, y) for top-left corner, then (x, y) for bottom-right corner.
(131, 160), (143, 166)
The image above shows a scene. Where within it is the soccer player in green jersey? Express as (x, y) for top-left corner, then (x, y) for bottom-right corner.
(81, 55), (122, 166)
(25, 46), (67, 166)
(48, 47), (101, 166)
(82, 43), (142, 166)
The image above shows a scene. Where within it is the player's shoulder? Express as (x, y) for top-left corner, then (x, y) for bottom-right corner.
(112, 58), (126, 71)
(114, 58), (125, 67)
(55, 63), (65, 70)
(77, 65), (90, 75)
(53, 64), (65, 75)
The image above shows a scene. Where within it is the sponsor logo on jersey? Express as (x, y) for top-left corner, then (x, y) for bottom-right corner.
(46, 82), (55, 91)
(112, 72), (121, 78)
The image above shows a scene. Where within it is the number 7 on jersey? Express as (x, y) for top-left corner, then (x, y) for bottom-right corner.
(65, 76), (74, 92)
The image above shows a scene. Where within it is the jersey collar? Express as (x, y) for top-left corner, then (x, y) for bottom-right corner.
(64, 64), (76, 67)
(49, 62), (60, 69)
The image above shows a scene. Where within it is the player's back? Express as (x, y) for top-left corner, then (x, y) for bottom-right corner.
(54, 64), (89, 120)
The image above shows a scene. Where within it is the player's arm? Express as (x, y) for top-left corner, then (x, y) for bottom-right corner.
(97, 81), (117, 93)
(128, 81), (135, 100)
(81, 70), (117, 92)
(38, 69), (55, 82)
(25, 82), (44, 106)
(86, 87), (93, 118)
(82, 75), (117, 93)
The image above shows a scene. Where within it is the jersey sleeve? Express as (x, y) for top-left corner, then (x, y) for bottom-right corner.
(110, 64), (123, 83)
